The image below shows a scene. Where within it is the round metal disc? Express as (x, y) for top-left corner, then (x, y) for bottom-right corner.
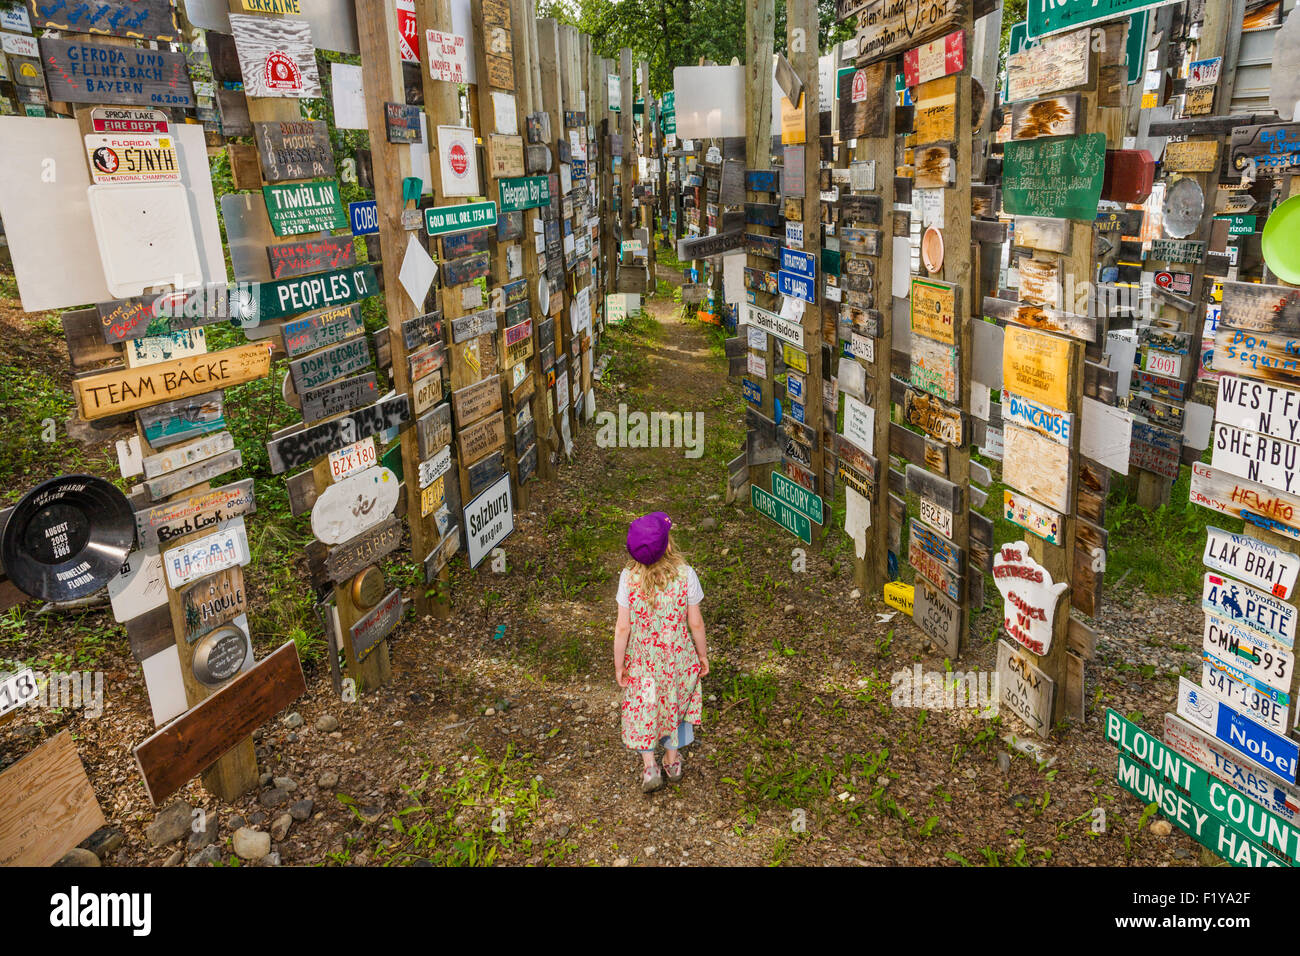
(1162, 177), (1205, 239)
(192, 624), (249, 687)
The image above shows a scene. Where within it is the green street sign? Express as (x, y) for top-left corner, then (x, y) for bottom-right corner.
(752, 484), (812, 544)
(1216, 215), (1257, 238)
(263, 181), (348, 237)
(771, 471), (823, 525)
(242, 264), (380, 324)
(425, 200), (498, 237)
(1028, 0), (1167, 40)
(499, 176), (551, 211)
(1002, 132), (1106, 221)
(1126, 11), (1148, 86)
(1105, 710), (1298, 867)
(663, 90), (675, 112)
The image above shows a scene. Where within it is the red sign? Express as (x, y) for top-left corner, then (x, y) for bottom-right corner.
(264, 51), (304, 93)
(903, 30), (965, 88)
(90, 107), (168, 135)
(449, 143), (469, 176)
(398, 0), (419, 63)
(850, 70), (867, 104)
(1154, 270), (1192, 295)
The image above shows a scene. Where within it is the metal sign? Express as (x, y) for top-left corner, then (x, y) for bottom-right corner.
(1176, 676), (1299, 785)
(751, 484), (811, 545)
(85, 133), (180, 184)
(1203, 526), (1299, 600)
(463, 471), (514, 569)
(425, 200), (498, 237)
(162, 517), (250, 589)
(263, 181), (348, 237)
(310, 467), (399, 545)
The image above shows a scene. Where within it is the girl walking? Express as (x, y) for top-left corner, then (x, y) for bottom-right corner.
(614, 512), (709, 792)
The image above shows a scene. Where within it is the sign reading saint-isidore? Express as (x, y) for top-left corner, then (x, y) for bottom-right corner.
(464, 471), (514, 568)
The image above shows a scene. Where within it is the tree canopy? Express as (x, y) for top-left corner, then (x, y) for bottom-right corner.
(537, 0), (853, 95)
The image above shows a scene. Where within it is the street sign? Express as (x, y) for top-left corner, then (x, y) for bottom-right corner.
(751, 484), (811, 545)
(771, 471), (823, 525)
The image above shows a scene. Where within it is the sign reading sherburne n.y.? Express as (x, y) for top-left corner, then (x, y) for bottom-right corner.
(464, 471), (514, 568)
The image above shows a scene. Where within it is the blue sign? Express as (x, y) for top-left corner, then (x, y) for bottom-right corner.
(789, 399), (805, 424)
(743, 378), (762, 406)
(786, 374), (803, 401)
(350, 200), (379, 236)
(779, 247), (816, 279)
(1185, 680), (1300, 783)
(778, 270), (816, 304)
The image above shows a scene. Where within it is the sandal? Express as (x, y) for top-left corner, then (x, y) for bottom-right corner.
(641, 764), (663, 793)
(663, 756), (683, 783)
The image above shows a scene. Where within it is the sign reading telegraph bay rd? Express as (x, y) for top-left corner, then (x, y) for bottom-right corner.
(464, 471), (514, 569)
(771, 471), (823, 525)
(743, 302), (804, 348)
(499, 176), (551, 211)
(1177, 676), (1300, 785)
(751, 484), (812, 545)
(1105, 710), (1296, 868)
(425, 200), (498, 236)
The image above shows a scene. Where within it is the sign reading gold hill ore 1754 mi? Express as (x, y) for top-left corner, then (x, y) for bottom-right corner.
(75, 344), (271, 420)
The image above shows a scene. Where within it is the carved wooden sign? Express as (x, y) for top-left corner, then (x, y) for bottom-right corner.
(914, 577), (960, 656)
(997, 639), (1055, 738)
(1011, 94), (1080, 140)
(39, 37), (194, 108)
(253, 120), (335, 182)
(181, 566), (247, 644)
(452, 375), (503, 426)
(993, 541), (1069, 656)
(1189, 462), (1300, 544)
(74, 344), (270, 421)
(855, 0), (966, 66)
(300, 372), (380, 425)
(324, 516), (403, 584)
(1005, 27), (1090, 103)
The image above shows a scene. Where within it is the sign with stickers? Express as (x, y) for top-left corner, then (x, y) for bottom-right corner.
(85, 134), (180, 184)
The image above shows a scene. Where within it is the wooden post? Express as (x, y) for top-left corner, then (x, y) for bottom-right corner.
(620, 47), (635, 272)
(745, 0), (776, 452)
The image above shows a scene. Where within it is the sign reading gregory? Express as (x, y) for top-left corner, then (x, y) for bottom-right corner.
(499, 176), (551, 211)
(263, 181), (348, 236)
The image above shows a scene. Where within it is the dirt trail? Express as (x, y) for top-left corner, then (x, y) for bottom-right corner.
(2, 277), (1208, 867)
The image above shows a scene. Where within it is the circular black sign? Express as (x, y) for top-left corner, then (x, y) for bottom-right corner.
(1, 475), (135, 601)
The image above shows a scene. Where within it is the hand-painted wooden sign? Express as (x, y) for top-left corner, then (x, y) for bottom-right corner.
(1204, 612), (1293, 700)
(1163, 140), (1220, 173)
(1149, 238), (1205, 264)
(1001, 389), (1072, 445)
(1011, 94), (1080, 140)
(908, 519), (963, 602)
(402, 311), (444, 352)
(1003, 423), (1072, 512)
(136, 479), (256, 549)
(74, 344), (270, 421)
(1190, 462), (1300, 544)
(998, 640), (1054, 738)
(449, 307), (499, 344)
(262, 181), (348, 237)
(0, 731), (105, 867)
(246, 264), (378, 323)
(1002, 132), (1106, 220)
(904, 30), (964, 87)
(384, 102), (422, 144)
(909, 334), (959, 404)
(903, 387), (965, 446)
(481, 0), (515, 90)
(281, 304), (363, 357)
(1219, 281), (1300, 335)
(162, 517), (251, 589)
(267, 393), (409, 474)
(1003, 488), (1063, 545)
(744, 303), (804, 348)
(1005, 27), (1089, 103)
(486, 134), (525, 177)
(300, 371), (380, 425)
(141, 430), (234, 480)
(838, 60), (889, 139)
(1231, 123), (1300, 177)
(443, 250), (491, 286)
(417, 402), (452, 459)
(254, 120), (335, 181)
(268, 236), (357, 281)
(181, 566), (246, 644)
(993, 541), (1068, 656)
(144, 448), (242, 502)
(459, 411), (506, 466)
(29, 0), (178, 40)
(1204, 526), (1299, 600)
(39, 36), (194, 107)
(289, 336), (371, 392)
(228, 14), (321, 98)
(310, 466), (398, 545)
(1003, 325), (1074, 411)
(910, 278), (958, 345)
(914, 577), (960, 656)
(323, 516), (403, 584)
(855, 0), (965, 65)
(452, 375), (503, 426)
(408, 342), (446, 382)
(133, 642), (305, 804)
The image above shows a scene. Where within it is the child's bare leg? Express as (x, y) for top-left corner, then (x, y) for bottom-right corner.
(641, 750), (657, 771)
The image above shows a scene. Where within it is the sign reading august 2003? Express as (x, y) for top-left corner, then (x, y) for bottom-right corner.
(75, 344), (271, 421)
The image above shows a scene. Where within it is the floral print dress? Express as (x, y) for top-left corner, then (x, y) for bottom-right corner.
(620, 567), (703, 751)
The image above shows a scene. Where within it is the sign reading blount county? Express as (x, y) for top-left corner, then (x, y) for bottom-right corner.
(425, 200), (499, 236)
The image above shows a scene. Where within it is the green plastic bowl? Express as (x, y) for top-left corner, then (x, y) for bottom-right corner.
(1262, 194), (1300, 284)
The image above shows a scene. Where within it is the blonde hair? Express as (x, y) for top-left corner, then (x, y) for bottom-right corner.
(624, 534), (686, 600)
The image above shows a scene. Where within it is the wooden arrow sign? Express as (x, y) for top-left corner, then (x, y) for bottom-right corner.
(74, 344), (271, 421)
(267, 394), (410, 474)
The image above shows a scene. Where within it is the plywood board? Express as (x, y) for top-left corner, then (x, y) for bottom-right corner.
(228, 14), (321, 98)
(0, 731), (105, 866)
(74, 344), (271, 421)
(1003, 422), (1072, 512)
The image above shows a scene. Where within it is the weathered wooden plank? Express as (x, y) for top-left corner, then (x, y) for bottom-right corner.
(0, 731), (105, 867)
(74, 344), (270, 421)
(267, 394), (409, 474)
(1011, 93), (1081, 140)
(39, 36), (194, 107)
(133, 642), (306, 805)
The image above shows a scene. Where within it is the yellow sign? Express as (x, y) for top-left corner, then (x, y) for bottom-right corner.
(1002, 326), (1074, 412)
(884, 581), (914, 616)
(782, 341), (809, 374)
(780, 93), (806, 146)
(421, 475), (446, 518)
(910, 278), (957, 345)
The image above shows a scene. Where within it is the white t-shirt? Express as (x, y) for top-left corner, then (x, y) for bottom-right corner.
(616, 566), (703, 608)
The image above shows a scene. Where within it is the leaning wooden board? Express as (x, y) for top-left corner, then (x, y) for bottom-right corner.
(0, 731), (105, 867)
(133, 642), (306, 805)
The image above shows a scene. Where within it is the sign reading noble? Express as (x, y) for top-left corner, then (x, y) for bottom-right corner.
(993, 541), (1068, 655)
(74, 344), (271, 421)
(464, 471), (514, 569)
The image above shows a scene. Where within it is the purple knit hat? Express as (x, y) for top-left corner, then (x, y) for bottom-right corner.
(627, 512), (672, 565)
